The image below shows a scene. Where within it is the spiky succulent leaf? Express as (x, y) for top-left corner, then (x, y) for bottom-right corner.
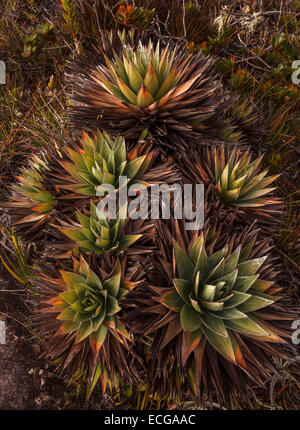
(10, 154), (55, 214)
(68, 31), (222, 145)
(60, 200), (141, 254)
(160, 234), (280, 363)
(56, 257), (132, 348)
(215, 148), (279, 207)
(62, 130), (151, 196)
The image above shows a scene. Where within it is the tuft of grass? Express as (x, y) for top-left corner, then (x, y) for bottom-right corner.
(0, 227), (33, 287)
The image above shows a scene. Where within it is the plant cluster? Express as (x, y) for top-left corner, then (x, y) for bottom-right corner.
(1, 0), (299, 410)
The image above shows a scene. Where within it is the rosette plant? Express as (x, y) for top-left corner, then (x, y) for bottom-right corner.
(33, 255), (140, 394)
(59, 200), (142, 254)
(9, 154), (55, 214)
(125, 221), (292, 405)
(61, 130), (153, 195)
(181, 145), (282, 233)
(7, 153), (56, 238)
(159, 233), (281, 363)
(53, 257), (132, 346)
(214, 148), (279, 208)
(68, 31), (224, 147)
